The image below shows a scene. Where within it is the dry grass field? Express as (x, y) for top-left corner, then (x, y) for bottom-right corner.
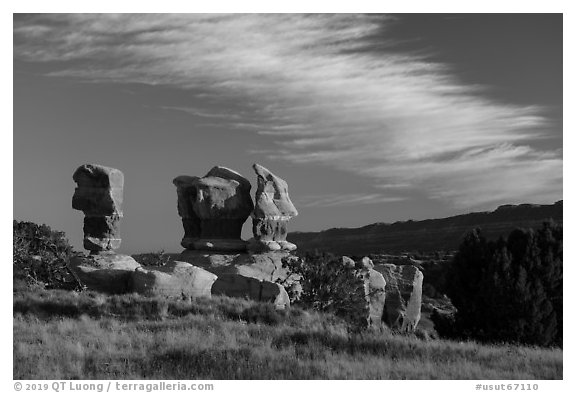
(13, 289), (562, 380)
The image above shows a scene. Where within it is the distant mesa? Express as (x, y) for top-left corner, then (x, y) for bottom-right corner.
(288, 200), (563, 255)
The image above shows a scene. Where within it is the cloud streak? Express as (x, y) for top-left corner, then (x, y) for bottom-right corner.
(13, 14), (562, 208)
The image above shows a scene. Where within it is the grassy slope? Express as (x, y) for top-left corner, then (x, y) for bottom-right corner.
(13, 290), (562, 380)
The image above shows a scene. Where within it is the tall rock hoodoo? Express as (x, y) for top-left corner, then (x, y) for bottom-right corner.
(69, 164), (140, 294)
(248, 164), (298, 252)
(72, 164), (124, 252)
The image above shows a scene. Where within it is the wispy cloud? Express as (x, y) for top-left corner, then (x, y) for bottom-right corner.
(13, 14), (562, 208)
(297, 193), (406, 208)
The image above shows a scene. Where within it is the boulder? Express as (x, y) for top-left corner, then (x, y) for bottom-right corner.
(176, 250), (295, 283)
(211, 273), (290, 310)
(131, 260), (217, 299)
(72, 164), (124, 252)
(68, 253), (140, 294)
(249, 164), (298, 252)
(374, 264), (423, 332)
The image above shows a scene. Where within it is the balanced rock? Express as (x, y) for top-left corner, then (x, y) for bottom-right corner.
(173, 166), (253, 251)
(249, 164), (298, 252)
(72, 164), (124, 252)
(68, 253), (141, 294)
(212, 273), (290, 310)
(131, 260), (217, 299)
(374, 264), (423, 332)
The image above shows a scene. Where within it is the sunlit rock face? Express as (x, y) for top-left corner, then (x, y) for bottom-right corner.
(72, 164), (124, 253)
(374, 264), (423, 332)
(173, 166), (253, 252)
(248, 164), (298, 252)
(70, 164), (142, 293)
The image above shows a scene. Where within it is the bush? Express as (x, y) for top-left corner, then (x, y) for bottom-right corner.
(444, 221), (562, 347)
(13, 220), (81, 290)
(281, 252), (369, 331)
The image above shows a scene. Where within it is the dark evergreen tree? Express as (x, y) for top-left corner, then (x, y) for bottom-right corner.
(443, 222), (562, 347)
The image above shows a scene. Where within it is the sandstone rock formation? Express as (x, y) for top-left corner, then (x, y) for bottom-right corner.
(172, 175), (201, 249)
(212, 274), (290, 310)
(131, 260), (217, 299)
(176, 250), (296, 284)
(362, 257), (387, 328)
(249, 164), (298, 252)
(72, 164), (124, 252)
(68, 253), (141, 294)
(374, 264), (423, 332)
(173, 166), (253, 251)
(341, 256), (386, 328)
(70, 164), (142, 293)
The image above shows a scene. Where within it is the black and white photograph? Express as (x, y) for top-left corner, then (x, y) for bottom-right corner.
(10, 8), (566, 385)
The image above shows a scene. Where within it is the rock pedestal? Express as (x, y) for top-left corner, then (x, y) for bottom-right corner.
(173, 166), (253, 252)
(72, 164), (124, 252)
(249, 164), (298, 252)
(131, 260), (218, 299)
(68, 253), (141, 294)
(69, 164), (141, 293)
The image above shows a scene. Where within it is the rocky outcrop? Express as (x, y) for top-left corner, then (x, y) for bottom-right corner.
(176, 250), (295, 284)
(341, 256), (386, 328)
(68, 253), (141, 294)
(72, 164), (124, 252)
(131, 260), (217, 299)
(374, 264), (423, 332)
(361, 257), (387, 328)
(212, 274), (290, 310)
(173, 166), (253, 251)
(249, 164), (298, 252)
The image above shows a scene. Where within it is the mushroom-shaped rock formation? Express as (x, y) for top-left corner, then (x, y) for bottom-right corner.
(173, 175), (201, 249)
(72, 164), (124, 252)
(173, 166), (253, 252)
(69, 164), (141, 293)
(248, 164), (298, 252)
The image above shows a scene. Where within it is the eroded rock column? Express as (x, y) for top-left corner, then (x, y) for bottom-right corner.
(173, 166), (254, 251)
(248, 164), (298, 252)
(72, 164), (124, 253)
(69, 164), (141, 294)
(173, 175), (201, 249)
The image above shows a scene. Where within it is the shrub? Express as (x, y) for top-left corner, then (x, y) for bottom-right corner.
(133, 249), (172, 267)
(13, 220), (81, 290)
(444, 221), (562, 347)
(281, 252), (369, 332)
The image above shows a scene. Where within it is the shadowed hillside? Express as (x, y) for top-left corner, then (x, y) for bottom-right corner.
(288, 201), (562, 255)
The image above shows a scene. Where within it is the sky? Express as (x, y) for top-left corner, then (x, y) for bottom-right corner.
(13, 13), (563, 254)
